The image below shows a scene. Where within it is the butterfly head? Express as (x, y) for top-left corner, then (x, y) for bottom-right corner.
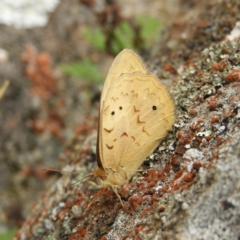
(89, 167), (108, 188)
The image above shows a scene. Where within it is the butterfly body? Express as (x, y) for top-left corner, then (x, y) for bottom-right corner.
(92, 166), (129, 188)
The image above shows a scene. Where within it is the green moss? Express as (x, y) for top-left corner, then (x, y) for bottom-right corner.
(137, 15), (162, 45)
(111, 20), (136, 54)
(83, 15), (162, 53)
(60, 59), (103, 83)
(83, 27), (106, 52)
(0, 228), (17, 240)
(61, 16), (162, 81)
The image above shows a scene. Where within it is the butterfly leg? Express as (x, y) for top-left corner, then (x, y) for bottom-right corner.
(111, 186), (124, 207)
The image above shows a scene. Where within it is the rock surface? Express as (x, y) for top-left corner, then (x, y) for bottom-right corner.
(4, 0), (240, 239)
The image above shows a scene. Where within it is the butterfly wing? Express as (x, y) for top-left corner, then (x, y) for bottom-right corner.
(99, 72), (175, 179)
(97, 49), (149, 167)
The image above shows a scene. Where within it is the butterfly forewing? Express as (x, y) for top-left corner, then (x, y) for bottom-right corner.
(97, 49), (150, 169)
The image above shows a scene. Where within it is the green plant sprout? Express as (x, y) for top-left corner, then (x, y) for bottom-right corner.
(83, 15), (162, 53)
(60, 59), (103, 83)
(83, 27), (106, 52)
(0, 228), (17, 240)
(136, 15), (162, 45)
(61, 15), (161, 82)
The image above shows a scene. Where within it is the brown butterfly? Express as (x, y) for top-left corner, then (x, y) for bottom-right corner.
(89, 49), (175, 205)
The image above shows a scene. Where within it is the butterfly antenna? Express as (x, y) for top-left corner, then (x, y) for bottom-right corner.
(65, 174), (93, 192)
(42, 168), (73, 174)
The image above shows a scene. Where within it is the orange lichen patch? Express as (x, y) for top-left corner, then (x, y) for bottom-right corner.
(92, 188), (117, 204)
(226, 69), (240, 82)
(57, 209), (69, 220)
(174, 145), (186, 155)
(197, 118), (205, 123)
(153, 165), (195, 194)
(176, 130), (183, 140)
(46, 111), (65, 138)
(142, 170), (154, 182)
(21, 44), (59, 99)
(164, 64), (177, 74)
(216, 136), (223, 145)
(170, 171), (195, 192)
(73, 190), (86, 204)
(186, 60), (196, 68)
(143, 169), (166, 183)
(134, 224), (145, 235)
(150, 194), (160, 205)
(170, 155), (180, 169)
(199, 20), (208, 28)
(208, 100), (217, 111)
(100, 235), (107, 240)
(205, 135), (212, 141)
(181, 182), (193, 191)
(119, 183), (137, 199)
(191, 122), (201, 131)
(210, 115), (220, 123)
(144, 187), (155, 196)
(28, 110), (65, 138)
(173, 169), (184, 180)
(189, 108), (197, 117)
(182, 172), (195, 183)
(135, 162), (197, 200)
(211, 61), (227, 72)
(128, 195), (143, 211)
(140, 206), (152, 219)
(193, 162), (202, 170)
(21, 45), (67, 139)
(158, 206), (165, 212)
(175, 130), (196, 155)
(205, 151), (219, 169)
(69, 227), (87, 240)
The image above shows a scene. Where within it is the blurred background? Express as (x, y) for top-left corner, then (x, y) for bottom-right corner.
(0, 0), (180, 238)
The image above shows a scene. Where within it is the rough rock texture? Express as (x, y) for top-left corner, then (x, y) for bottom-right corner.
(13, 0), (240, 239)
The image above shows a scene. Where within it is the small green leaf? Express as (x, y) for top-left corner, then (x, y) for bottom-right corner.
(137, 15), (162, 44)
(61, 59), (103, 83)
(112, 21), (135, 53)
(0, 228), (17, 240)
(83, 27), (106, 51)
